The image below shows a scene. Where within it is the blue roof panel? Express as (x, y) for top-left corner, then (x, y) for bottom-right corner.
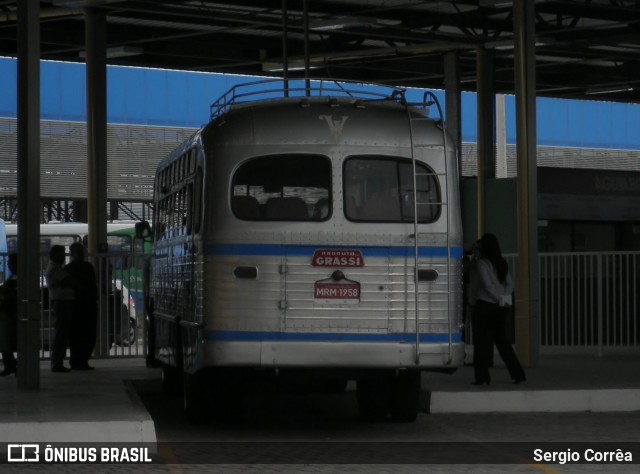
(0, 59), (17, 117)
(514, 96), (640, 150)
(1, 58), (639, 150)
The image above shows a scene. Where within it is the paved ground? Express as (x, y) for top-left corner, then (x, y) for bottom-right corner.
(0, 357), (157, 444)
(428, 351), (640, 391)
(423, 351), (640, 413)
(0, 350), (639, 472)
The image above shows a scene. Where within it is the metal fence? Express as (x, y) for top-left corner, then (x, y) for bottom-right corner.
(2, 249), (638, 359)
(506, 252), (640, 352)
(0, 251), (146, 360)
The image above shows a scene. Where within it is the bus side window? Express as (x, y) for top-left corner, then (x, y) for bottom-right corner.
(6, 236), (17, 254)
(192, 168), (203, 234)
(186, 183), (194, 234)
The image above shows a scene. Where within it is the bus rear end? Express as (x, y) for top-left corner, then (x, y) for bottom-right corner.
(192, 94), (463, 421)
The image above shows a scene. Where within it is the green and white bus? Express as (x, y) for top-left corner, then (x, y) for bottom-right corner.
(5, 221), (150, 348)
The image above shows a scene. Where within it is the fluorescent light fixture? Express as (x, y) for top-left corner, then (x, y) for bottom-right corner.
(262, 59), (321, 72)
(106, 46), (143, 59)
(530, 54), (619, 67)
(585, 86), (634, 95)
(485, 40), (514, 50)
(479, 0), (512, 6)
(79, 46), (144, 59)
(309, 16), (377, 31)
(52, 0), (119, 5)
(485, 40), (550, 50)
(590, 44), (640, 53)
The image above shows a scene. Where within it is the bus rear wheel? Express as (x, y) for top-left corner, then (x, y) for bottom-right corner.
(356, 373), (392, 422)
(389, 371), (421, 422)
(183, 369), (245, 423)
(183, 371), (207, 423)
(162, 364), (182, 395)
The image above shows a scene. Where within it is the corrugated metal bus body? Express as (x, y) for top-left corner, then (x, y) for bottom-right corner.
(147, 82), (463, 421)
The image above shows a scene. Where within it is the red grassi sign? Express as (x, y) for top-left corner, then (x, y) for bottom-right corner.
(311, 249), (364, 268)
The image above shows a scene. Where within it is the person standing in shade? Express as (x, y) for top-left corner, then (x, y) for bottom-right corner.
(463, 240), (484, 365)
(66, 242), (97, 370)
(472, 233), (526, 386)
(0, 253), (18, 376)
(45, 245), (76, 373)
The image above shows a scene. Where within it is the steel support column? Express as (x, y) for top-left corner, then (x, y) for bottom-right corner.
(444, 52), (462, 176)
(303, 0), (310, 96)
(513, 0), (539, 366)
(85, 8), (109, 356)
(281, 0), (289, 96)
(16, 0), (41, 389)
(496, 94), (508, 178)
(476, 47), (496, 239)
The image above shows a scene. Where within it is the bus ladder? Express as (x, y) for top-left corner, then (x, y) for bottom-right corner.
(403, 91), (453, 366)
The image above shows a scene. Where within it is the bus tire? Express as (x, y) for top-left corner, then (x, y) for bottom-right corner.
(183, 371), (207, 424)
(183, 369), (244, 423)
(319, 378), (349, 394)
(127, 316), (137, 345)
(211, 369), (245, 421)
(115, 312), (136, 346)
(389, 371), (421, 422)
(356, 374), (392, 422)
(162, 364), (182, 395)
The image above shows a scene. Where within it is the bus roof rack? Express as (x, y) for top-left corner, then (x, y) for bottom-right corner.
(209, 78), (416, 121)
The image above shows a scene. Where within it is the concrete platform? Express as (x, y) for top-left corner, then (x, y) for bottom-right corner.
(0, 358), (158, 444)
(422, 352), (640, 414)
(1, 352), (639, 446)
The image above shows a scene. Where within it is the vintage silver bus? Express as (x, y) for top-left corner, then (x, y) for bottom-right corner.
(142, 80), (464, 422)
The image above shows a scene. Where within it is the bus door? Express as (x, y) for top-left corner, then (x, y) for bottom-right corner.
(283, 246), (392, 333)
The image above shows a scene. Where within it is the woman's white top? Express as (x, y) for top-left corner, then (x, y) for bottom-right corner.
(476, 258), (513, 305)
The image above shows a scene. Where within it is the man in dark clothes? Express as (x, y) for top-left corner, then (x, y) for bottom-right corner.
(66, 242), (98, 371)
(46, 245), (76, 373)
(0, 253), (18, 376)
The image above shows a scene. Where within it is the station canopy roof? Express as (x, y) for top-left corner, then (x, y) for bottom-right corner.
(2, 1), (640, 104)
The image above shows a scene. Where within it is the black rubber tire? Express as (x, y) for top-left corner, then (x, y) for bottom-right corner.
(161, 364), (182, 395)
(320, 378), (349, 394)
(127, 317), (137, 345)
(114, 309), (134, 347)
(183, 371), (207, 424)
(211, 369), (245, 421)
(356, 374), (392, 422)
(389, 371), (421, 422)
(183, 369), (245, 423)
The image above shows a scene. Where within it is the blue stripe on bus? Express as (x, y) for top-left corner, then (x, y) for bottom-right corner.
(203, 331), (462, 344)
(205, 244), (463, 259)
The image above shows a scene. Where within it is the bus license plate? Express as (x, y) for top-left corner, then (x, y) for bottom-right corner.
(314, 281), (360, 305)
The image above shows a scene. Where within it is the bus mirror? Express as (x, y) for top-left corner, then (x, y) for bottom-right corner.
(135, 221), (152, 239)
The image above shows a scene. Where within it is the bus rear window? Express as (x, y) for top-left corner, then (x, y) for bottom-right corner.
(232, 155), (331, 221)
(344, 157), (441, 223)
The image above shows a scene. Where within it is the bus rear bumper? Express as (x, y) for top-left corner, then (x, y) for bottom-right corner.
(200, 339), (464, 370)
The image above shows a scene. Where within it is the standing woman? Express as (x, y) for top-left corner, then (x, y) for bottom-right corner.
(472, 233), (526, 385)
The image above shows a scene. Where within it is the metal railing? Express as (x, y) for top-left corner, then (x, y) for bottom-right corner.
(3, 249), (637, 359)
(506, 251), (640, 352)
(0, 251), (146, 360)
(209, 78), (410, 120)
